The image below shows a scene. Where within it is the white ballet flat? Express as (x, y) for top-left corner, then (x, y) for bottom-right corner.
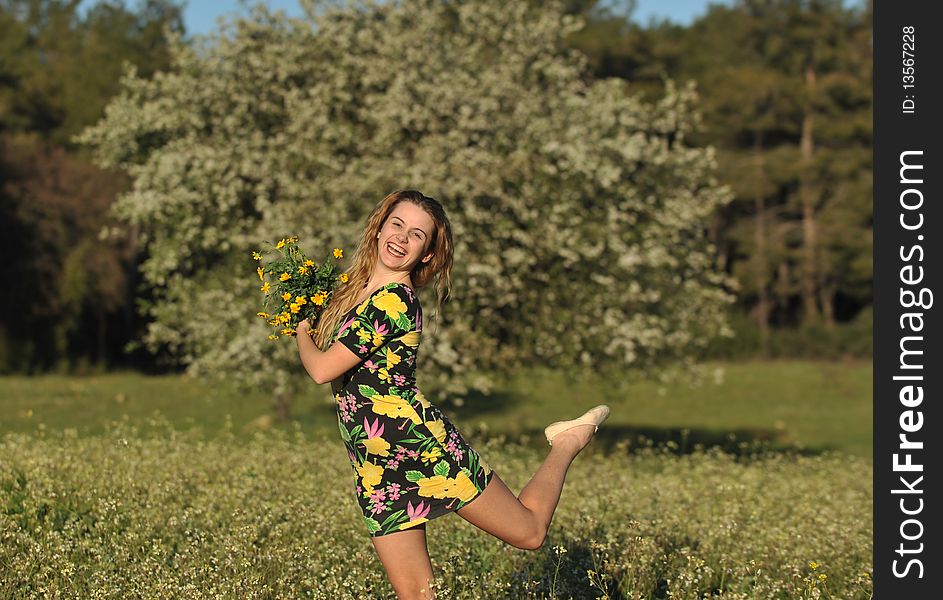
(544, 404), (610, 446)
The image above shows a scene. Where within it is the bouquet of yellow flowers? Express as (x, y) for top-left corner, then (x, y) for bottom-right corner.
(253, 236), (348, 340)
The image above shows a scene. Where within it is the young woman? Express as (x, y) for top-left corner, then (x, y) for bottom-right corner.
(295, 190), (610, 599)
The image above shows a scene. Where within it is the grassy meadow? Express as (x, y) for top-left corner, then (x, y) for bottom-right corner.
(1, 360), (872, 598)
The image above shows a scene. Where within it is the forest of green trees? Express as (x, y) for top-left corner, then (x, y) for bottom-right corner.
(0, 0), (872, 374)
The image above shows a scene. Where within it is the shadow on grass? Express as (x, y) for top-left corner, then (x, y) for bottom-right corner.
(485, 424), (835, 458)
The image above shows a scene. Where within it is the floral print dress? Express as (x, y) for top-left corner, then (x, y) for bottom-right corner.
(330, 281), (495, 537)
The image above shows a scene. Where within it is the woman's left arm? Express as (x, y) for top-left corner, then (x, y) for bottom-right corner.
(295, 319), (362, 384)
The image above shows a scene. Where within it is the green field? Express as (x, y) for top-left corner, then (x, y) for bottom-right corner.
(1, 360), (873, 457)
(1, 360), (873, 598)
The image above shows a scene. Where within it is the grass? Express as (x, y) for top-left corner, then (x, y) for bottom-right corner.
(0, 360), (873, 598)
(1, 424), (872, 599)
(0, 359), (872, 457)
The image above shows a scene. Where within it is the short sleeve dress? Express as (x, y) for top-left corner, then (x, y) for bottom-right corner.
(329, 281), (495, 537)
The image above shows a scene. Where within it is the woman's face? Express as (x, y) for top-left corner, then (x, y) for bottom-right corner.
(377, 202), (434, 273)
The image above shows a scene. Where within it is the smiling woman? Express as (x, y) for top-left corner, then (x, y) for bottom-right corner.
(292, 189), (610, 599)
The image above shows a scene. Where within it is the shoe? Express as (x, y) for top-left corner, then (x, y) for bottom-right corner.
(544, 405), (610, 446)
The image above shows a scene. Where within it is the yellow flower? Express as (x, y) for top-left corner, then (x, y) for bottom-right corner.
(424, 419), (446, 445)
(421, 447), (442, 464)
(373, 289), (407, 321)
(384, 347), (401, 367)
(371, 394), (422, 424)
(399, 517), (428, 531)
(260, 282), (271, 293)
(399, 330), (420, 347)
(303, 259), (315, 267)
(276, 239), (286, 249)
(279, 272), (291, 282)
(268, 334), (279, 340)
(339, 273), (349, 283)
(256, 312), (270, 319)
(267, 319), (278, 326)
(356, 461), (384, 494)
(257, 266), (265, 281)
(809, 562), (818, 570)
(280, 327), (296, 336)
(415, 471), (478, 502)
(252, 251), (262, 261)
(294, 295), (307, 305)
(333, 247), (343, 258)
(311, 294), (324, 306)
(818, 574), (827, 581)
(298, 265), (309, 275)
(363, 436), (391, 457)
(289, 303), (301, 314)
(378, 367), (391, 383)
(281, 292), (292, 301)
(414, 390), (431, 409)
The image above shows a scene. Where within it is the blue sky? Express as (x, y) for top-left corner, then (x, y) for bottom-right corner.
(182, 1), (731, 35)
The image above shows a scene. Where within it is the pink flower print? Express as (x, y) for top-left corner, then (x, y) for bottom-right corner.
(393, 374), (406, 386)
(445, 440), (456, 453)
(373, 320), (389, 337)
(407, 449), (420, 459)
(370, 488), (387, 503)
(387, 483), (401, 500)
(356, 484), (362, 496)
(337, 315), (356, 337)
(357, 344), (368, 354)
(451, 447), (464, 461)
(385, 457), (399, 470)
(347, 448), (357, 463)
(364, 359), (378, 371)
(407, 499), (430, 521)
(364, 416), (385, 440)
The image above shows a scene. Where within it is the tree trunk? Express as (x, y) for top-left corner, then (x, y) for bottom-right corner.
(799, 63), (820, 325)
(752, 133), (771, 356)
(272, 390), (293, 423)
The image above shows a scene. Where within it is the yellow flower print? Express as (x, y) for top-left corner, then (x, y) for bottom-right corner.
(282, 292), (292, 301)
(260, 282), (271, 293)
(399, 517), (428, 531)
(378, 368), (391, 383)
(279, 272), (291, 282)
(357, 461), (384, 494)
(398, 330), (420, 348)
(333, 247), (343, 258)
(421, 447), (442, 464)
(372, 289), (407, 321)
(416, 471), (478, 502)
(339, 273), (349, 283)
(371, 331), (383, 348)
(356, 328), (372, 343)
(257, 266), (265, 281)
(363, 436), (391, 457)
(383, 347), (401, 367)
(425, 419), (447, 445)
(371, 394), (422, 424)
(414, 390), (431, 409)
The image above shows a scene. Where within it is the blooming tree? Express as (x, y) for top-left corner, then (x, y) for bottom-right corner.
(80, 0), (734, 414)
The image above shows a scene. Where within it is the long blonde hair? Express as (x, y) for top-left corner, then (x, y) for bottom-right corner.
(312, 190), (453, 350)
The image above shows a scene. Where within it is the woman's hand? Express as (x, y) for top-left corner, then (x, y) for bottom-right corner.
(296, 318), (312, 338)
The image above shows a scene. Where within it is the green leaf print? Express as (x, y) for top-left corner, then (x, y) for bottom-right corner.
(433, 460), (451, 478)
(461, 467), (474, 479)
(397, 438), (425, 444)
(338, 416), (350, 442)
(405, 470), (425, 482)
(379, 509), (406, 529)
(358, 384), (379, 398)
(364, 517), (381, 534)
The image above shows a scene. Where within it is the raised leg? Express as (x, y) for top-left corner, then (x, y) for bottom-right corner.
(456, 423), (596, 550)
(370, 524), (437, 599)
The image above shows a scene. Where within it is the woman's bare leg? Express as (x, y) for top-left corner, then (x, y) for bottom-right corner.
(456, 423), (596, 550)
(370, 525), (437, 599)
